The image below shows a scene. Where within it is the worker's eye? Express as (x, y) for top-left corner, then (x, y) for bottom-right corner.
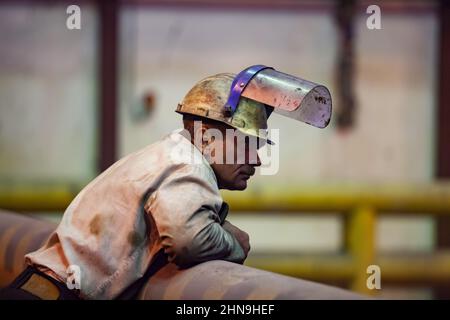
(243, 136), (265, 150)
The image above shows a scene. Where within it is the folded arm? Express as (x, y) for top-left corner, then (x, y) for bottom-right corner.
(146, 168), (246, 268)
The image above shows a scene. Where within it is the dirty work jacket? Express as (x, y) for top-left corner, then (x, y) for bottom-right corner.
(25, 130), (245, 299)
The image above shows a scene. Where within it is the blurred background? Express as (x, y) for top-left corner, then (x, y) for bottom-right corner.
(1, 0), (450, 299)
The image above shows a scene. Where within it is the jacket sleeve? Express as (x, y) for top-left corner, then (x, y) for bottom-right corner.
(145, 167), (246, 268)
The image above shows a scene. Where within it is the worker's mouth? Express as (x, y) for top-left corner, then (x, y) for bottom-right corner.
(239, 166), (256, 180)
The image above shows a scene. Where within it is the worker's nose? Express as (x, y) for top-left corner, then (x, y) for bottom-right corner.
(255, 154), (262, 167)
(247, 151), (261, 167)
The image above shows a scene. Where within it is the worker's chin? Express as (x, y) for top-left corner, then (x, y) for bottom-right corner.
(230, 178), (248, 190)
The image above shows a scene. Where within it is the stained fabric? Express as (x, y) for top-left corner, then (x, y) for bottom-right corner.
(25, 130), (245, 299)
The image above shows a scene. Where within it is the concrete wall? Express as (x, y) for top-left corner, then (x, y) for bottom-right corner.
(0, 3), (98, 183)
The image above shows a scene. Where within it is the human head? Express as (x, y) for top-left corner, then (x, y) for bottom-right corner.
(182, 114), (263, 190)
(177, 72), (270, 190)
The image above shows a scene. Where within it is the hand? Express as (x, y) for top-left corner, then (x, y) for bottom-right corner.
(222, 220), (250, 259)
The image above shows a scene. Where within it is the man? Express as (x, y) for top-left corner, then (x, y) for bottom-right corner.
(0, 65), (331, 300)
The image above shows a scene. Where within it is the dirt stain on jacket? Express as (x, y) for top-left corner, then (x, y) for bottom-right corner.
(89, 214), (102, 235)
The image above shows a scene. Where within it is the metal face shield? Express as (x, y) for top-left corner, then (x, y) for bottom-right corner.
(225, 65), (332, 129)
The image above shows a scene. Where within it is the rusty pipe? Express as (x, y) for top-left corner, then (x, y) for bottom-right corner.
(140, 260), (366, 300)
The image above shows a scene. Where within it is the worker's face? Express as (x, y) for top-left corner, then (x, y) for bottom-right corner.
(203, 126), (263, 190)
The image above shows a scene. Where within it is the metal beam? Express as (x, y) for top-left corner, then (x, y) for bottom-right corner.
(98, 0), (118, 172)
(436, 0), (450, 299)
(3, 184), (450, 213)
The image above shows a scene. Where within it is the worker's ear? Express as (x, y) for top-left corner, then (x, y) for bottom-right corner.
(202, 127), (214, 148)
(192, 120), (212, 149)
(202, 126), (225, 149)
(201, 126), (224, 164)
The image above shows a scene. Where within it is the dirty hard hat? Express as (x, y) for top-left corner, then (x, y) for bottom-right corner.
(176, 73), (273, 144)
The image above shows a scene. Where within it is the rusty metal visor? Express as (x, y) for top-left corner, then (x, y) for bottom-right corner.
(226, 65), (332, 128)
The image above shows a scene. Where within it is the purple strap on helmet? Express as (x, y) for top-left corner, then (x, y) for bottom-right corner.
(224, 65), (273, 115)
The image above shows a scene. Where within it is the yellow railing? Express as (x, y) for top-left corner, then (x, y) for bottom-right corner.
(1, 183), (450, 295)
(223, 184), (450, 295)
